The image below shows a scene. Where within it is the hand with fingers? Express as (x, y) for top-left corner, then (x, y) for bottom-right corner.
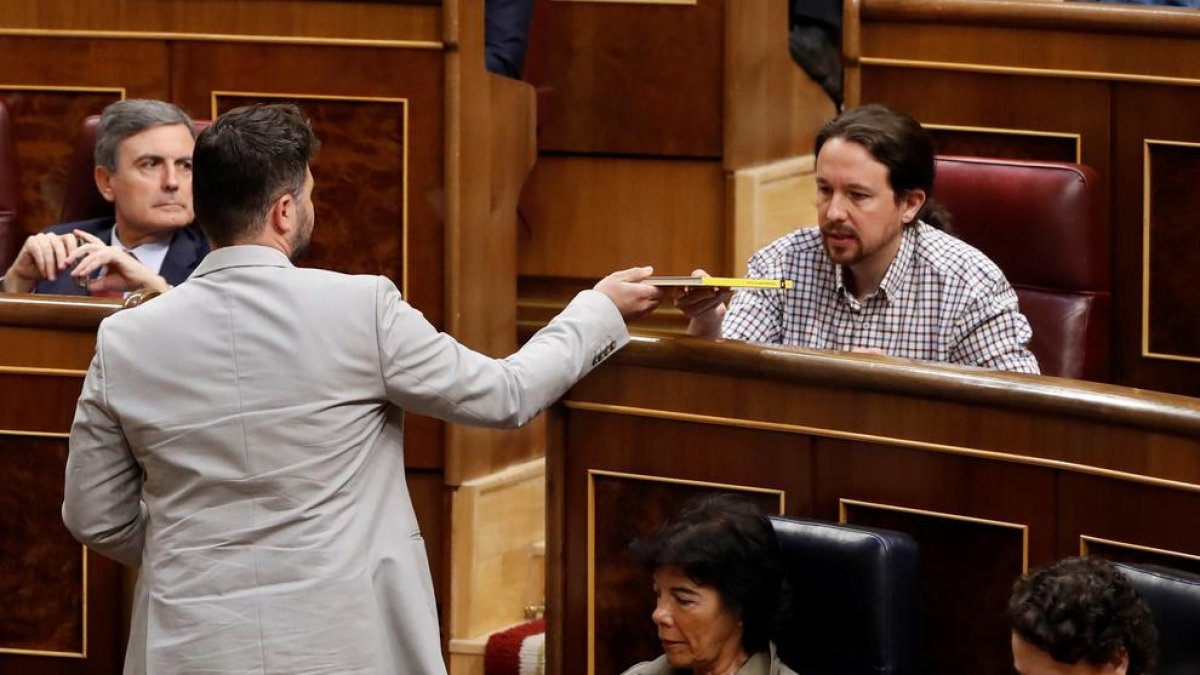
(593, 266), (664, 321)
(672, 269), (733, 338)
(1, 231), (84, 293)
(67, 229), (169, 295)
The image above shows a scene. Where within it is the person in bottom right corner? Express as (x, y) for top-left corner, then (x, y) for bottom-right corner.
(1009, 556), (1158, 675)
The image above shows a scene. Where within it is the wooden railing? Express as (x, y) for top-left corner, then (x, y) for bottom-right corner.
(547, 336), (1200, 675)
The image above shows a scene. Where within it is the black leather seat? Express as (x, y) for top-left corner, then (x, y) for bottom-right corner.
(1113, 562), (1200, 675)
(770, 516), (925, 675)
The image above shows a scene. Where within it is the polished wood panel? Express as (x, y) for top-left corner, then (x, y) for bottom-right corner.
(449, 459), (546, 640)
(723, 1), (835, 169)
(0, 0), (442, 44)
(1145, 142), (1200, 360)
(859, 67), (1110, 177)
(0, 436), (83, 656)
(929, 127), (1078, 163)
(519, 156), (726, 279)
(0, 300), (125, 674)
(0, 373), (83, 433)
(1112, 84), (1200, 394)
(535, 0), (724, 156)
(857, 8), (1200, 80)
(844, 500), (1027, 675)
(1059, 473), (1200, 565)
(547, 337), (1200, 675)
(1083, 537), (1200, 577)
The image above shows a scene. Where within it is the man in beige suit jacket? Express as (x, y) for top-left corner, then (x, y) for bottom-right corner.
(63, 103), (661, 674)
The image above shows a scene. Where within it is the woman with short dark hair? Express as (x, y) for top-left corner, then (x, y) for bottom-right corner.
(620, 494), (797, 675)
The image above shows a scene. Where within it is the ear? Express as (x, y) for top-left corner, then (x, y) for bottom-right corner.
(269, 192), (296, 237)
(900, 188), (926, 225)
(94, 165), (116, 203)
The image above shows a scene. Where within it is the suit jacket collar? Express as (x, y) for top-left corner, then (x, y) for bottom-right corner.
(158, 225), (209, 285)
(193, 245), (294, 278)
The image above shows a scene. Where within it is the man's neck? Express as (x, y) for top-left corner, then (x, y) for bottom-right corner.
(845, 229), (906, 300)
(113, 221), (171, 249)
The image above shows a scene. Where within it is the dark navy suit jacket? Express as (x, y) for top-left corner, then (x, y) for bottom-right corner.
(33, 216), (210, 295)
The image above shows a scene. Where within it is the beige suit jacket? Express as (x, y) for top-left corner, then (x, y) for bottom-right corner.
(63, 245), (628, 674)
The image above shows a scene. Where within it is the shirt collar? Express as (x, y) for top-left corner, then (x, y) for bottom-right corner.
(192, 245), (294, 278)
(110, 225), (172, 276)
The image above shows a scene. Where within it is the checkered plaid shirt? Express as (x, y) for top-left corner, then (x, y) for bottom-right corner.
(722, 222), (1040, 374)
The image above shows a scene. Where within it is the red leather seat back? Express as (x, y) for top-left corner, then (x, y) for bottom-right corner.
(0, 101), (18, 269)
(933, 156), (1110, 381)
(59, 115), (210, 224)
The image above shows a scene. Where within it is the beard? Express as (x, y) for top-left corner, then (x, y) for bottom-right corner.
(820, 224), (864, 266)
(289, 204), (314, 261)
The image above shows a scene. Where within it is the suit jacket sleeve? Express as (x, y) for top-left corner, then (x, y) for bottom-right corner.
(62, 327), (147, 567)
(375, 277), (628, 428)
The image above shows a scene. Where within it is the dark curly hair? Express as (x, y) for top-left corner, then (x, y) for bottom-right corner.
(1009, 556), (1158, 675)
(631, 494), (785, 655)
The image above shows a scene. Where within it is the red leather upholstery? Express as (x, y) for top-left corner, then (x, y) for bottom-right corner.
(0, 101), (19, 269)
(59, 115), (210, 224)
(933, 156), (1110, 381)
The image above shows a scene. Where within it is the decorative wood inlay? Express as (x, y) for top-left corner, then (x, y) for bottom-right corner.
(1142, 140), (1200, 363)
(588, 470), (783, 675)
(925, 123), (1080, 163)
(0, 87), (123, 237)
(1082, 535), (1200, 576)
(213, 93), (408, 290)
(841, 499), (1028, 675)
(0, 435), (85, 657)
(0, 372), (84, 433)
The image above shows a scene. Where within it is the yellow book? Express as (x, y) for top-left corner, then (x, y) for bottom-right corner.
(644, 276), (795, 289)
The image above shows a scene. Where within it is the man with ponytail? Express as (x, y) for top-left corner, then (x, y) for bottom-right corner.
(677, 104), (1038, 374)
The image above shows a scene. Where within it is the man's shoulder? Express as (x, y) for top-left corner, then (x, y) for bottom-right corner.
(42, 216), (115, 238)
(910, 223), (1008, 288)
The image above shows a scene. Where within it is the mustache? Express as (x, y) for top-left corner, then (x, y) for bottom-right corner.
(821, 224), (857, 237)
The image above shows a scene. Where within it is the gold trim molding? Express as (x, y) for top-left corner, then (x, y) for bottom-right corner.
(859, 56), (1200, 89)
(1081, 535), (1200, 565)
(562, 400), (1200, 493)
(925, 122), (1082, 164)
(210, 91), (410, 295)
(0, 366), (88, 378)
(1141, 138), (1200, 364)
(0, 27), (443, 50)
(0, 429), (70, 439)
(840, 497), (1030, 572)
(586, 469), (784, 675)
(0, 84), (125, 97)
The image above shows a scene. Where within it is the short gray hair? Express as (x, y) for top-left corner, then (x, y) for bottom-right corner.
(94, 99), (196, 172)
